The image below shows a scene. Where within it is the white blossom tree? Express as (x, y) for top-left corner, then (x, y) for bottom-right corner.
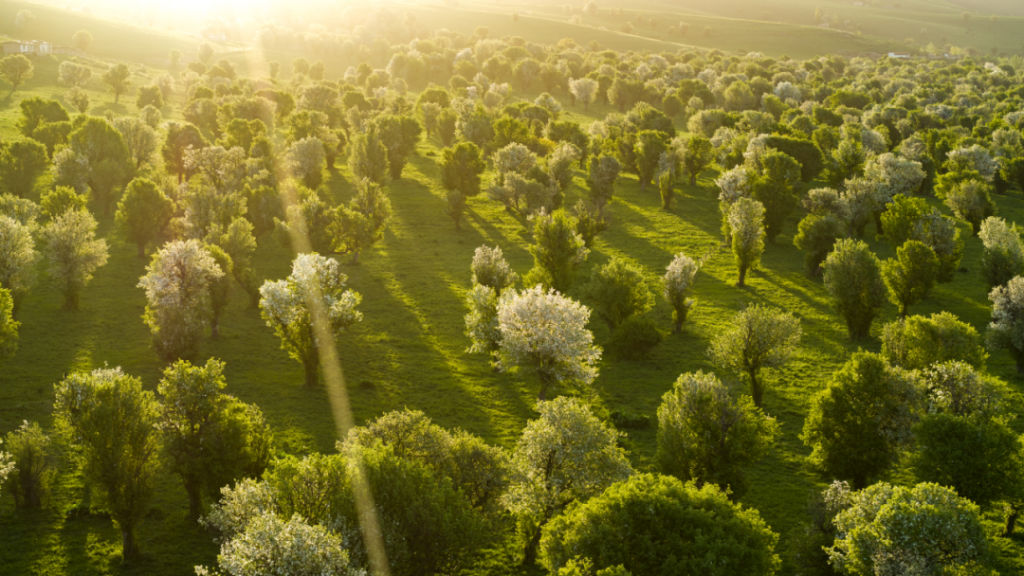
(40, 208), (108, 310)
(827, 483), (987, 576)
(138, 239), (224, 361)
(287, 137), (326, 189)
(196, 512), (359, 576)
(503, 396), (632, 563)
(663, 252), (703, 332)
(0, 215), (37, 307)
(728, 197), (765, 287)
(496, 286), (601, 400)
(259, 253), (362, 387)
(568, 78), (598, 110)
(715, 165), (754, 243)
(988, 275), (1024, 373)
(979, 216), (1024, 289)
(471, 245), (518, 294)
(493, 142), (537, 177)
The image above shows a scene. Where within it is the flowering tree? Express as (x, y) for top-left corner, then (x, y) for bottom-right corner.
(465, 283), (501, 359)
(801, 352), (922, 488)
(864, 153), (925, 228)
(568, 78), (598, 110)
(662, 252), (702, 332)
(196, 513), (359, 576)
(979, 216), (1024, 289)
(827, 483), (987, 576)
(493, 142), (537, 177)
(471, 245), (518, 294)
(728, 197), (765, 287)
(329, 178), (391, 264)
(585, 154), (621, 213)
(716, 165), (754, 243)
(656, 371), (780, 496)
(943, 179), (994, 235)
(40, 208), (108, 310)
(912, 208), (962, 283)
(53, 367), (161, 560)
(709, 304), (801, 407)
(496, 286), (601, 400)
(988, 275), (1024, 373)
(881, 312), (987, 371)
(0, 214), (37, 307)
(138, 239), (224, 361)
(504, 397), (632, 563)
(259, 253), (362, 386)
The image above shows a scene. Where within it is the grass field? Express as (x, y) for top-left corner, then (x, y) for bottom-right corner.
(2, 2), (1024, 575)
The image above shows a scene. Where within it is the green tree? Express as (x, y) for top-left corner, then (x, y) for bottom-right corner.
(101, 63), (133, 104)
(163, 122), (208, 184)
(880, 312), (987, 370)
(0, 288), (18, 362)
(709, 304), (801, 408)
(801, 352), (922, 488)
(115, 178), (173, 257)
(0, 139), (48, 197)
(72, 30), (93, 51)
(827, 483), (987, 576)
(881, 240), (939, 318)
(54, 368), (161, 560)
(539, 474), (780, 576)
(728, 197), (765, 287)
(347, 128), (390, 186)
(373, 114), (422, 180)
(439, 142), (486, 229)
(525, 210), (589, 293)
(657, 371), (780, 497)
(793, 214), (846, 276)
(979, 216), (1024, 289)
(40, 208), (109, 310)
(675, 135), (715, 185)
(135, 85), (163, 110)
(2, 421), (55, 509)
(752, 150), (801, 243)
(987, 275), (1024, 373)
(584, 258), (654, 331)
(157, 358), (272, 519)
(329, 178), (392, 264)
(823, 239), (887, 340)
(633, 130), (667, 192)
(879, 194), (928, 248)
(662, 252), (702, 332)
(504, 397), (632, 564)
(0, 55), (33, 95)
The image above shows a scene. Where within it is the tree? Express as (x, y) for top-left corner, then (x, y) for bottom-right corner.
(347, 128), (390, 186)
(709, 304), (801, 408)
(752, 149), (801, 243)
(674, 135), (714, 186)
(827, 483), (987, 576)
(197, 513), (359, 576)
(138, 240), (224, 361)
(662, 252), (702, 332)
(40, 208), (108, 310)
(0, 214), (38, 312)
(170, 49), (183, 68)
(633, 130), (667, 192)
(57, 61), (92, 87)
(0, 140), (47, 198)
(728, 197), (765, 287)
(329, 178), (392, 263)
(988, 275), (1024, 373)
(801, 352), (922, 488)
(115, 178), (173, 257)
(525, 210), (589, 293)
(102, 63), (133, 104)
(586, 154), (620, 213)
(15, 9), (35, 30)
(466, 283), (501, 360)
(0, 288), (18, 362)
(823, 238), (888, 340)
(286, 137), (325, 189)
(2, 421), (55, 509)
(584, 257), (653, 331)
(112, 116), (158, 170)
(72, 30), (93, 51)
(0, 55), (33, 95)
(198, 43), (215, 64)
(942, 178), (994, 235)
(657, 371), (780, 496)
(793, 214), (846, 276)
(259, 253), (363, 386)
(67, 117), (132, 215)
(879, 194), (928, 248)
(135, 84), (163, 110)
(158, 358), (272, 519)
(471, 245), (518, 294)
(881, 240), (939, 318)
(496, 286), (601, 400)
(162, 122), (208, 184)
(539, 474), (780, 576)
(373, 114), (422, 180)
(64, 87), (89, 115)
(504, 397), (632, 563)
(568, 78), (598, 110)
(53, 367), (160, 559)
(912, 208), (962, 283)
(881, 312), (987, 370)
(979, 216), (1024, 289)
(439, 142), (486, 229)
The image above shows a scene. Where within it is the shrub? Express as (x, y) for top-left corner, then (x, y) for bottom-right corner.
(608, 316), (662, 360)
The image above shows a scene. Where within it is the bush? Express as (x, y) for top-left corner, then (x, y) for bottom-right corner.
(3, 421), (55, 509)
(608, 316), (662, 360)
(880, 312), (987, 370)
(762, 135), (824, 181)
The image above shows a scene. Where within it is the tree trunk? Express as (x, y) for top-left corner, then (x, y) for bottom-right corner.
(522, 524), (543, 566)
(137, 242), (146, 258)
(690, 174), (697, 186)
(1004, 502), (1020, 537)
(211, 314), (220, 339)
(900, 303), (908, 319)
(749, 368), (763, 408)
(121, 528), (136, 560)
(185, 480), (202, 520)
(737, 266), (746, 287)
(304, 357), (319, 387)
(351, 251), (360, 265)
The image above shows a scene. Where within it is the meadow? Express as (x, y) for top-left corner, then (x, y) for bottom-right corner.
(2, 1), (1024, 575)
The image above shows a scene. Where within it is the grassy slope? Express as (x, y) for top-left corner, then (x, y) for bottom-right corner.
(1, 6), (1024, 576)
